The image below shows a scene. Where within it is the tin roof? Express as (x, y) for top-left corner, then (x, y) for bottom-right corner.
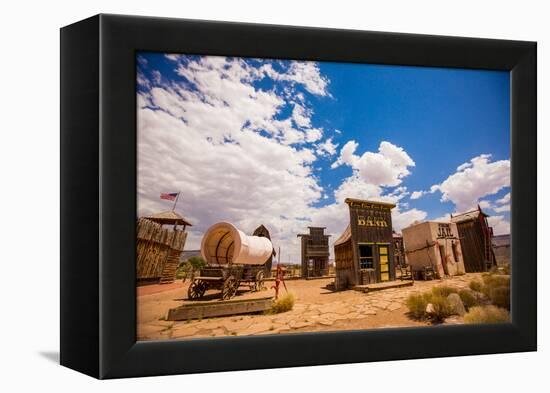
(334, 224), (352, 246)
(344, 198), (396, 209)
(450, 208), (488, 223)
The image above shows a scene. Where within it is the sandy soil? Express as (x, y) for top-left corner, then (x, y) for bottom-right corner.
(137, 273), (483, 341)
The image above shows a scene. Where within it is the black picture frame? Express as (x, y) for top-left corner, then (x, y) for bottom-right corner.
(60, 14), (536, 379)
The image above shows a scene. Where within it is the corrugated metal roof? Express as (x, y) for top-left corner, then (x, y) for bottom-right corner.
(334, 224), (351, 246)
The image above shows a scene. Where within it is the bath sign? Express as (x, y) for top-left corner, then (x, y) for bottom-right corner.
(357, 216), (388, 227)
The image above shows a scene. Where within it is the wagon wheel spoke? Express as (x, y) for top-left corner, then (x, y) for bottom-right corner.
(255, 270), (265, 291)
(188, 280), (206, 299)
(222, 276), (237, 300)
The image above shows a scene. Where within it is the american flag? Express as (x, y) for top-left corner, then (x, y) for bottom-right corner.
(160, 192), (179, 201)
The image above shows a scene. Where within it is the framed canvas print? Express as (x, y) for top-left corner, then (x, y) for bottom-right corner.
(60, 14), (536, 379)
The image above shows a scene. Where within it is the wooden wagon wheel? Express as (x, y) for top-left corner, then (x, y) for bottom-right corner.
(188, 280), (206, 299)
(221, 276), (238, 300)
(254, 270), (265, 291)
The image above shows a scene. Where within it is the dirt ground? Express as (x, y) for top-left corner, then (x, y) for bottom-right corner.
(137, 273), (484, 341)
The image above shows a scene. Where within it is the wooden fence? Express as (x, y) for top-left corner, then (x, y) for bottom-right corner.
(136, 218), (188, 284)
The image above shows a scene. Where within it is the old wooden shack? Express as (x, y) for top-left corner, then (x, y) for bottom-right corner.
(450, 206), (496, 272)
(402, 221), (466, 278)
(492, 234), (511, 266)
(136, 211), (191, 285)
(297, 227), (330, 278)
(334, 199), (396, 290)
(393, 232), (406, 267)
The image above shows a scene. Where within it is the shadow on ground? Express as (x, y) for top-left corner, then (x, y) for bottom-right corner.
(39, 351), (59, 364)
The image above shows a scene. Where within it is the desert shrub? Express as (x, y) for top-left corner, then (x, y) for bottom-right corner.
(431, 285), (458, 298)
(469, 280), (483, 292)
(464, 306), (510, 324)
(458, 289), (478, 309)
(482, 274), (510, 289)
(501, 264), (510, 275)
(406, 293), (432, 319)
(188, 256), (206, 270)
(428, 295), (453, 322)
(489, 286), (510, 310)
(268, 292), (295, 314)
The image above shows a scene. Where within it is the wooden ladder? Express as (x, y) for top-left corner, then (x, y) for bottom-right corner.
(159, 250), (180, 284)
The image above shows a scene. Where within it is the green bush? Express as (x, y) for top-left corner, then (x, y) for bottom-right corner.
(458, 289), (478, 309)
(268, 293), (295, 314)
(188, 256), (206, 270)
(464, 306), (510, 324)
(428, 295), (453, 322)
(405, 293), (431, 319)
(431, 286), (458, 298)
(469, 280), (483, 292)
(489, 286), (510, 310)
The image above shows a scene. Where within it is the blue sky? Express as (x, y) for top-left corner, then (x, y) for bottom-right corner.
(137, 53), (510, 259)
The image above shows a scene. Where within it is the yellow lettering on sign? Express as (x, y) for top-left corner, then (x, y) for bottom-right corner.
(357, 215), (388, 227)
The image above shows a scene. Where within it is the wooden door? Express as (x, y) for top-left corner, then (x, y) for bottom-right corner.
(378, 244), (390, 282)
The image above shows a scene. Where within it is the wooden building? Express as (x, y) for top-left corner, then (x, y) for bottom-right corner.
(450, 206), (496, 272)
(492, 234), (511, 266)
(136, 211), (191, 285)
(297, 227), (330, 278)
(402, 221), (466, 278)
(334, 199), (396, 290)
(393, 232), (406, 268)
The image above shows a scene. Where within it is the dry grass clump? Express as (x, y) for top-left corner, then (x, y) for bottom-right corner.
(457, 289), (478, 310)
(489, 286), (510, 310)
(268, 292), (295, 314)
(428, 295), (453, 322)
(464, 305), (510, 324)
(405, 293), (431, 319)
(406, 291), (452, 322)
(469, 279), (483, 292)
(431, 285), (458, 298)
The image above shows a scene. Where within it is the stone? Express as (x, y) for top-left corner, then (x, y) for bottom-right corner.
(447, 293), (466, 316)
(238, 322), (273, 336)
(290, 320), (314, 329)
(171, 325), (199, 338)
(372, 300), (390, 310)
(387, 302), (402, 311)
(222, 318), (253, 332)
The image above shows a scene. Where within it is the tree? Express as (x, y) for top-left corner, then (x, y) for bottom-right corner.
(188, 256), (206, 270)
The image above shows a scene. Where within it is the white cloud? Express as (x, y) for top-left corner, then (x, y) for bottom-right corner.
(266, 61), (331, 97)
(478, 200), (493, 209)
(410, 184), (440, 200)
(435, 154), (510, 212)
(305, 128), (323, 143)
(332, 140), (415, 187)
(392, 208), (428, 232)
(165, 54), (179, 61)
(496, 192), (510, 205)
(292, 104), (312, 128)
(316, 137), (338, 156)
(487, 215), (510, 235)
(493, 204), (511, 213)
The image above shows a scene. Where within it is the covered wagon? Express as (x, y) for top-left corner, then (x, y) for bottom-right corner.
(188, 222), (274, 300)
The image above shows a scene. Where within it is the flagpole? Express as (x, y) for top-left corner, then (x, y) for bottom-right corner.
(172, 191), (180, 212)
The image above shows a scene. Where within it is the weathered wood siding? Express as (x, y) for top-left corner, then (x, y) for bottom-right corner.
(136, 218), (188, 283)
(456, 219), (491, 272)
(335, 239), (354, 289)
